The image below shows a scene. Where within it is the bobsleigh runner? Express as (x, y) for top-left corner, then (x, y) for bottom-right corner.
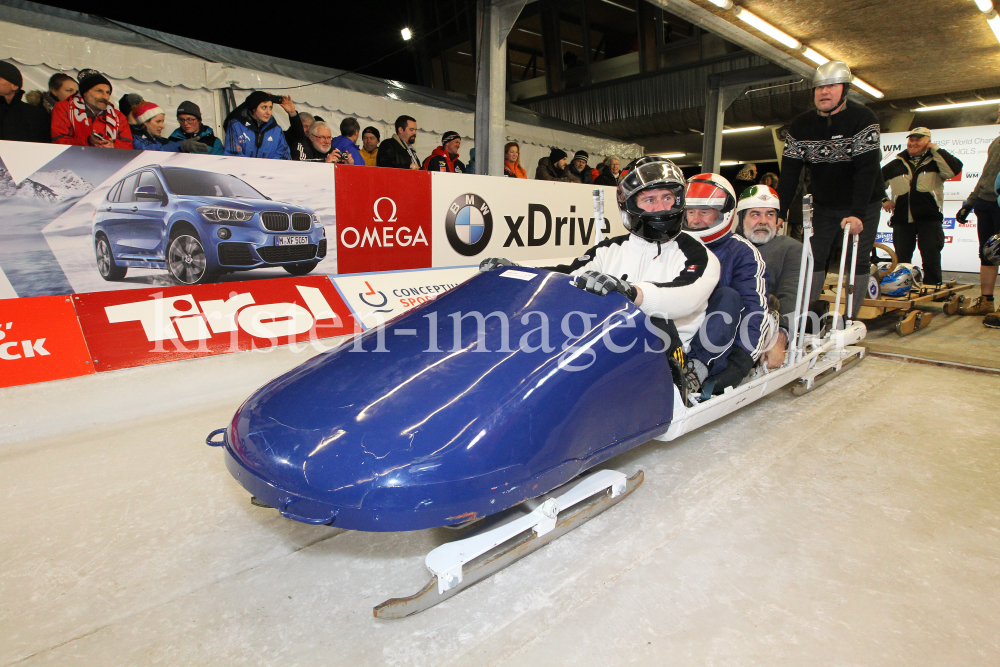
(205, 194), (866, 619)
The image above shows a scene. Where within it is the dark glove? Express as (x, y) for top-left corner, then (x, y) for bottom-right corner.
(479, 257), (518, 272)
(956, 203), (971, 224)
(706, 346), (755, 395)
(180, 138), (210, 154)
(573, 270), (637, 301)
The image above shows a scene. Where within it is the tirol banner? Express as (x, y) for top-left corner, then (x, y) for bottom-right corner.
(430, 172), (629, 268)
(0, 141), (337, 299)
(72, 275), (358, 372)
(878, 124), (1000, 273)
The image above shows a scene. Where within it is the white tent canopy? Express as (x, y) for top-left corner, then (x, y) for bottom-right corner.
(0, 0), (642, 170)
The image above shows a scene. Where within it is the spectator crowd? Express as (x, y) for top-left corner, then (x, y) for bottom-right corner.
(0, 64), (627, 183)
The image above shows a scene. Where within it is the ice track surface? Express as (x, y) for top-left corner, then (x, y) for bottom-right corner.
(2, 346), (999, 666)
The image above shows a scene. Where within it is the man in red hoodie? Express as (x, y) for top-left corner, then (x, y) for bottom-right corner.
(423, 131), (466, 173)
(51, 70), (132, 149)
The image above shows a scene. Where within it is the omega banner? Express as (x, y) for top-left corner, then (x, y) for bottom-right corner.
(878, 124), (999, 273)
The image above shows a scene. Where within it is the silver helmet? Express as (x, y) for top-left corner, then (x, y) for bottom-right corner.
(617, 156), (688, 243)
(813, 61), (853, 87)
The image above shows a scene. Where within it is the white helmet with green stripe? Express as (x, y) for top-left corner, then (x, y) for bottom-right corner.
(736, 184), (780, 215)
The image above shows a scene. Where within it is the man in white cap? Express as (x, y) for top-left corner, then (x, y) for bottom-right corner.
(881, 127), (963, 286)
(776, 61), (886, 317)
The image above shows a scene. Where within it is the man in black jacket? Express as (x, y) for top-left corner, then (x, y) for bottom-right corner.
(776, 61), (886, 317)
(881, 127), (962, 285)
(0, 62), (49, 143)
(376, 115), (421, 170)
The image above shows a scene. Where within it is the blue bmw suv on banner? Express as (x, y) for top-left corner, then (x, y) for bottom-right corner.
(93, 165), (327, 284)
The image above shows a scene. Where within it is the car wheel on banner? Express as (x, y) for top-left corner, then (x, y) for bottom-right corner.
(95, 234), (127, 281)
(167, 233), (210, 285)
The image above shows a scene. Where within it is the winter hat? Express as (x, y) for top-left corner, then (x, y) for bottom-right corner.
(118, 93), (143, 117)
(573, 150), (589, 162)
(132, 102), (164, 124)
(242, 91), (282, 112)
(78, 71), (112, 95)
(549, 148), (568, 163)
(0, 61), (23, 89)
(176, 100), (202, 121)
(441, 130), (461, 145)
(362, 126), (380, 141)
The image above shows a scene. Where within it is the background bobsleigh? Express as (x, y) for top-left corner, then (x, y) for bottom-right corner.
(218, 267), (676, 531)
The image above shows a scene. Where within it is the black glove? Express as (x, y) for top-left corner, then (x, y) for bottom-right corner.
(706, 347), (754, 395)
(573, 270), (637, 301)
(180, 138), (210, 154)
(956, 203), (971, 224)
(479, 257), (518, 272)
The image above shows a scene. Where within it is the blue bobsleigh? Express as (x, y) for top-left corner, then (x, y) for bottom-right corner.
(215, 267), (676, 532)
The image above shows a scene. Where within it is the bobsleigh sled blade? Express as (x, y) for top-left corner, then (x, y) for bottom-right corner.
(221, 268), (672, 531)
(374, 469), (644, 619)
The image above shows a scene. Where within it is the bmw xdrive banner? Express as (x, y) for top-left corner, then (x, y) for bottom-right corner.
(430, 172), (629, 268)
(0, 141), (336, 299)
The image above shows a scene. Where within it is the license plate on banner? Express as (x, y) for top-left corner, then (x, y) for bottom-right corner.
(72, 276), (362, 372)
(277, 236), (309, 246)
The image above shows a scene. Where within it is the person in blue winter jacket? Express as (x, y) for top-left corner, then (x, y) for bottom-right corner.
(165, 100), (223, 155)
(223, 91), (290, 160)
(683, 172), (771, 397)
(130, 101), (178, 152)
(331, 117), (364, 166)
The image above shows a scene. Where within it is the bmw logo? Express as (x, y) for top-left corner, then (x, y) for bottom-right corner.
(445, 193), (492, 256)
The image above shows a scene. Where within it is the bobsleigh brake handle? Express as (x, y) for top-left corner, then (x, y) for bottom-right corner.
(206, 428), (227, 447)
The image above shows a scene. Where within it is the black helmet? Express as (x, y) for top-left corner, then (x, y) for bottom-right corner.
(617, 156), (687, 243)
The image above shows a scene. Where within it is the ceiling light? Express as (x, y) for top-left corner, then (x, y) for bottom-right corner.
(654, 152), (687, 158)
(912, 98), (1000, 112)
(722, 125), (764, 134)
(401, 28), (412, 40)
(720, 161), (741, 166)
(851, 77), (884, 99)
(801, 47), (830, 65)
(973, 0), (994, 12)
(733, 7), (801, 50)
(705, 0), (734, 8)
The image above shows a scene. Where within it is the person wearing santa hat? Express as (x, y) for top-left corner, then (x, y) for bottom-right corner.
(130, 101), (178, 152)
(51, 69), (132, 148)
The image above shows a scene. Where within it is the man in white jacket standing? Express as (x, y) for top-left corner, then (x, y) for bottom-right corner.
(480, 156), (722, 399)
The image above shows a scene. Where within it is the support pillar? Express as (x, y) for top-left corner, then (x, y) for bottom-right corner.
(475, 0), (528, 176)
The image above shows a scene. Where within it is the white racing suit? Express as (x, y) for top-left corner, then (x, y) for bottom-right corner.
(547, 232), (721, 350)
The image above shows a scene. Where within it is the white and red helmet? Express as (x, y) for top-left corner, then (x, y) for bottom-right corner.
(684, 173), (737, 244)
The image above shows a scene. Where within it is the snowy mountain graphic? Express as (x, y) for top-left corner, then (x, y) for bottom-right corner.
(0, 166), (93, 203)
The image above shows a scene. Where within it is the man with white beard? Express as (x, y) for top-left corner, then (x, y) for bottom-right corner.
(737, 185), (801, 369)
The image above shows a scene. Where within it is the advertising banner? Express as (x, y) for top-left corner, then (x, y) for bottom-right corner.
(72, 276), (359, 372)
(332, 266), (477, 328)
(0, 141), (337, 299)
(0, 295), (94, 388)
(334, 165), (432, 274)
(878, 125), (998, 273)
(430, 172), (628, 268)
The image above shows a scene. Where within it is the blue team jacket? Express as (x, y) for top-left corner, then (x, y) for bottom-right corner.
(224, 115), (290, 160)
(706, 230), (771, 360)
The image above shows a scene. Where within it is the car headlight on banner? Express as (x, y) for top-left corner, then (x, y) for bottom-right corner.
(197, 206), (255, 222)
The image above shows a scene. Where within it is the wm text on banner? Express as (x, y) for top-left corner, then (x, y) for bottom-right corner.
(430, 172), (627, 268)
(0, 295), (95, 388)
(334, 165), (432, 274)
(72, 276), (359, 372)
